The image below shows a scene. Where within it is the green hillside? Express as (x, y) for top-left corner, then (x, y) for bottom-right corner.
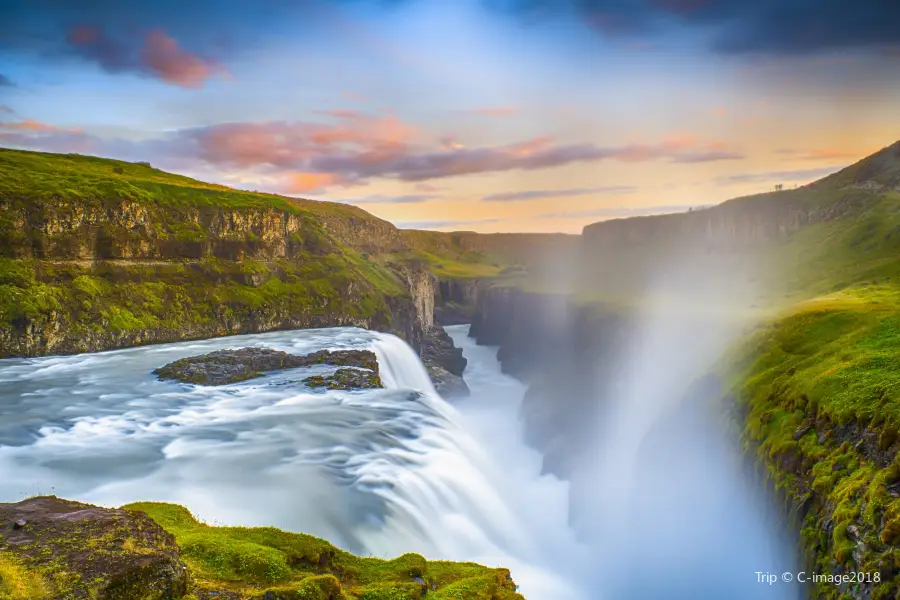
(124, 502), (525, 600)
(712, 144), (900, 598)
(0, 148), (522, 356)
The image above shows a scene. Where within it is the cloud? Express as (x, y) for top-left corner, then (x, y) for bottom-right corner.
(714, 166), (843, 185)
(0, 109), (745, 194)
(282, 172), (348, 194)
(489, 0), (900, 56)
(65, 24), (226, 88)
(0, 119), (82, 134)
(775, 147), (867, 161)
(539, 204), (710, 219)
(483, 186), (637, 202)
(0, 74), (14, 87)
(334, 194), (440, 204)
(306, 134), (744, 183)
(141, 30), (224, 87)
(394, 217), (509, 230)
(186, 112), (418, 171)
(469, 106), (518, 117)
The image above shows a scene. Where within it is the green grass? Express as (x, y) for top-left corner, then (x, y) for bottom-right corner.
(123, 502), (525, 600)
(0, 256), (397, 356)
(0, 552), (50, 600)
(721, 287), (900, 599)
(0, 147), (367, 217)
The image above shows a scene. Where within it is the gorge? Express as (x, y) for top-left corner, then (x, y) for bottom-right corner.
(4, 141), (900, 599)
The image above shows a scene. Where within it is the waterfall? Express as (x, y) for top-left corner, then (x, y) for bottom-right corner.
(371, 334), (439, 395)
(0, 326), (589, 600)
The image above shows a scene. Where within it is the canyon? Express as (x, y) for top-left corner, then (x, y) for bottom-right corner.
(4, 141), (900, 599)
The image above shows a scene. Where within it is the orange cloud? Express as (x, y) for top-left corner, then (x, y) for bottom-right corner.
(283, 172), (346, 194)
(470, 107), (518, 117)
(0, 120), (82, 134)
(801, 147), (865, 160)
(776, 146), (872, 161)
(141, 30), (224, 88)
(66, 24), (225, 88)
(191, 112), (419, 169)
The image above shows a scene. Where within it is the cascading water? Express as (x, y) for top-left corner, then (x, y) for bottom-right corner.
(0, 325), (589, 600)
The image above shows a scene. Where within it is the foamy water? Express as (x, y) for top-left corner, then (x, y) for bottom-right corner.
(0, 325), (588, 600)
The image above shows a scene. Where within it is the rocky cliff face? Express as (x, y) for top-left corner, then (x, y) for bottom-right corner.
(0, 496), (189, 600)
(468, 287), (634, 479)
(0, 197), (437, 358)
(2, 196), (410, 261)
(433, 277), (483, 325)
(581, 188), (876, 253)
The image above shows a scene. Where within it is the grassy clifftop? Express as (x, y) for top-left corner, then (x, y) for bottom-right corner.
(0, 148), (529, 356)
(0, 496), (524, 600)
(702, 143), (900, 598)
(126, 502), (524, 600)
(724, 288), (900, 599)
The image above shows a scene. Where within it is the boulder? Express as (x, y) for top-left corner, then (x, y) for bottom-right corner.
(420, 326), (467, 376)
(304, 368), (383, 390)
(154, 347), (379, 386)
(426, 365), (470, 398)
(0, 496), (189, 600)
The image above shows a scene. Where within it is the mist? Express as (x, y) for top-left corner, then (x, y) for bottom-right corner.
(517, 224), (804, 599)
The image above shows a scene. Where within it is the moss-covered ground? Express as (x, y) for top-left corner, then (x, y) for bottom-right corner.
(0, 147), (531, 355)
(0, 256), (397, 356)
(708, 188), (900, 598)
(124, 502), (525, 600)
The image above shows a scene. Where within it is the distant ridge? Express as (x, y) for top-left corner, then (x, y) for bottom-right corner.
(813, 139), (900, 191)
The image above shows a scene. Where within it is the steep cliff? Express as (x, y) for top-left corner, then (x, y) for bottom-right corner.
(581, 187), (874, 253)
(0, 149), (437, 357)
(468, 141), (900, 599)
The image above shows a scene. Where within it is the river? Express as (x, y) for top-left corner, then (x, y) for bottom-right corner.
(0, 324), (805, 599)
(0, 325), (589, 599)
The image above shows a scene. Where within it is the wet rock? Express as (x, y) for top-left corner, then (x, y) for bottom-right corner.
(0, 496), (189, 600)
(419, 325), (470, 398)
(433, 302), (475, 326)
(304, 368), (383, 390)
(420, 325), (467, 376)
(153, 347), (379, 385)
(426, 365), (470, 398)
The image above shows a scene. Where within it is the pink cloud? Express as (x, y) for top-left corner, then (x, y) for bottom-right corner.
(0, 119), (82, 134)
(283, 172), (349, 194)
(469, 106), (518, 117)
(141, 30), (223, 88)
(775, 146), (870, 161)
(66, 25), (225, 88)
(1, 109), (747, 194)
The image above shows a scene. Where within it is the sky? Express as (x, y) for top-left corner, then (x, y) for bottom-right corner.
(1, 0), (899, 234)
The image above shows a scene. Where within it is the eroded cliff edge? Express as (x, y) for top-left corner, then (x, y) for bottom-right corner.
(0, 150), (448, 359)
(464, 144), (900, 598)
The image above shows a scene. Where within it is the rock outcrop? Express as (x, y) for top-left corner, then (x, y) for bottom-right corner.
(581, 186), (875, 254)
(153, 348), (379, 386)
(0, 496), (189, 600)
(0, 150), (441, 359)
(0, 496), (525, 600)
(434, 278), (482, 325)
(468, 287), (632, 479)
(420, 325), (469, 397)
(304, 368), (383, 390)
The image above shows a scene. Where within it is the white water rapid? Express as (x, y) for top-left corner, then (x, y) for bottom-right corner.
(0, 325), (588, 600)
